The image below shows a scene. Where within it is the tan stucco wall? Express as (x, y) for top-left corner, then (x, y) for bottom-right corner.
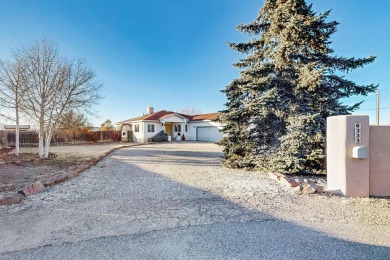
(327, 116), (347, 194)
(369, 126), (390, 196)
(327, 115), (370, 197)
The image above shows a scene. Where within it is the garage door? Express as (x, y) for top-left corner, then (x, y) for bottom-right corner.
(196, 126), (223, 142)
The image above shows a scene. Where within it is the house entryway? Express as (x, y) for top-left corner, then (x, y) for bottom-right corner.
(165, 123), (173, 139)
(120, 123), (132, 142)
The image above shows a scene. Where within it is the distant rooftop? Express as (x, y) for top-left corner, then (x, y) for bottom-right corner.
(2, 125), (30, 131)
(117, 110), (219, 124)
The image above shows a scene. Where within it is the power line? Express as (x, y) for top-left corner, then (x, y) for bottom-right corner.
(363, 96), (390, 101)
(357, 107), (390, 111)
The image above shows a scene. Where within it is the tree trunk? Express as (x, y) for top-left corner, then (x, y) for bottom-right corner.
(38, 130), (44, 158)
(38, 103), (45, 158)
(44, 131), (53, 158)
(38, 121), (45, 158)
(15, 106), (20, 156)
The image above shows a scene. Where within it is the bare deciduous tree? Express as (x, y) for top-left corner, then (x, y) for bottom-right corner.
(16, 38), (102, 158)
(180, 107), (201, 116)
(100, 119), (113, 130)
(0, 59), (26, 155)
(57, 111), (91, 131)
(56, 111), (92, 143)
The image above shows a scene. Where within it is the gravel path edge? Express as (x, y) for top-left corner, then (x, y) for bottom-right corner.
(0, 143), (144, 206)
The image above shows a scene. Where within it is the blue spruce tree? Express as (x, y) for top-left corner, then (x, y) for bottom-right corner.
(219, 0), (377, 174)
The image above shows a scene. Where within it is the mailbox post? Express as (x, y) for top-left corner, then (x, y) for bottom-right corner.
(327, 115), (370, 197)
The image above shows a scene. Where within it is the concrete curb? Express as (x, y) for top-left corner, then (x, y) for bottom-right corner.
(0, 143), (144, 206)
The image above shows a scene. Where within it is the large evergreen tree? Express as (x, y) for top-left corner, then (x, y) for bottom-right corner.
(219, 0), (377, 174)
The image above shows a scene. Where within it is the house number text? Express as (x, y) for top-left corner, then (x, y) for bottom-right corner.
(354, 122), (361, 144)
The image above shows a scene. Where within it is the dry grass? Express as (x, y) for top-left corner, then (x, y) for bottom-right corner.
(0, 142), (137, 193)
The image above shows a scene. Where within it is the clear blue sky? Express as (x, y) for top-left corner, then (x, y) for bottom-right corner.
(0, 0), (389, 126)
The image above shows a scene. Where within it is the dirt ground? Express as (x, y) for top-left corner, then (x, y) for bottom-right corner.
(1, 142), (389, 254)
(0, 143), (135, 194)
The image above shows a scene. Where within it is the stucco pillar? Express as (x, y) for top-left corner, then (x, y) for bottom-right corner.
(327, 115), (370, 197)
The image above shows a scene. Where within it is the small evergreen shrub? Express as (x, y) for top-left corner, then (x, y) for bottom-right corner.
(152, 131), (168, 142)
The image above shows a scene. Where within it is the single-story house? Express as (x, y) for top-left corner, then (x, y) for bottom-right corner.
(116, 107), (224, 143)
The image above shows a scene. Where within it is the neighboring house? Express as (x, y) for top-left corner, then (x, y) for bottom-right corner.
(116, 107), (224, 143)
(89, 127), (101, 132)
(0, 124), (30, 131)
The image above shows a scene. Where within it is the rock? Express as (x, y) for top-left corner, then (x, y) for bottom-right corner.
(48, 153), (58, 159)
(269, 173), (299, 188)
(19, 181), (45, 196)
(89, 158), (98, 165)
(12, 160), (22, 165)
(76, 164), (90, 173)
(279, 176), (299, 188)
(301, 183), (317, 194)
(45, 180), (56, 187)
(293, 185), (303, 194)
(67, 171), (78, 178)
(0, 193), (23, 205)
(52, 175), (69, 185)
(305, 179), (324, 192)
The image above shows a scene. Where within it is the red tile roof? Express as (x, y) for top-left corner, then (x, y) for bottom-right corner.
(118, 110), (219, 124)
(191, 112), (219, 121)
(140, 110), (176, 121)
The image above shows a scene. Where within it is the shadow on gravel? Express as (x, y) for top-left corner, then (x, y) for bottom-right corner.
(132, 144), (223, 158)
(116, 145), (222, 167)
(1, 144), (389, 259)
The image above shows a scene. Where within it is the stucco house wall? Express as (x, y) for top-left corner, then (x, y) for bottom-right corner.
(161, 115), (186, 123)
(169, 123), (187, 140)
(117, 109), (222, 143)
(144, 122), (165, 141)
(132, 122), (144, 143)
(160, 115), (189, 140)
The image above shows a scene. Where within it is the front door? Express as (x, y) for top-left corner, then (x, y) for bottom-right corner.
(165, 123), (173, 137)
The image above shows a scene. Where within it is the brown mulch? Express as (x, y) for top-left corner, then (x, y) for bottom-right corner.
(0, 148), (89, 194)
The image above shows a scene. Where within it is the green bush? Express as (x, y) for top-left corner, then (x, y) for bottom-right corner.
(152, 131), (168, 142)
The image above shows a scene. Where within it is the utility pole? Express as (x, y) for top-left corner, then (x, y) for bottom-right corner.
(376, 90), (380, 126)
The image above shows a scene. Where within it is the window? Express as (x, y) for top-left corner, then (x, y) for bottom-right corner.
(147, 124), (155, 132)
(134, 124), (139, 132)
(185, 124), (187, 132)
(174, 125), (181, 132)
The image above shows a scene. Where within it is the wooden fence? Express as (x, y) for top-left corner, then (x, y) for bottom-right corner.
(0, 130), (121, 148)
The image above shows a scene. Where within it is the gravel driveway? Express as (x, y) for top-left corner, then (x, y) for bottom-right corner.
(0, 142), (389, 259)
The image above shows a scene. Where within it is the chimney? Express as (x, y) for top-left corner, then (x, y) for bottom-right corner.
(147, 107), (154, 114)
